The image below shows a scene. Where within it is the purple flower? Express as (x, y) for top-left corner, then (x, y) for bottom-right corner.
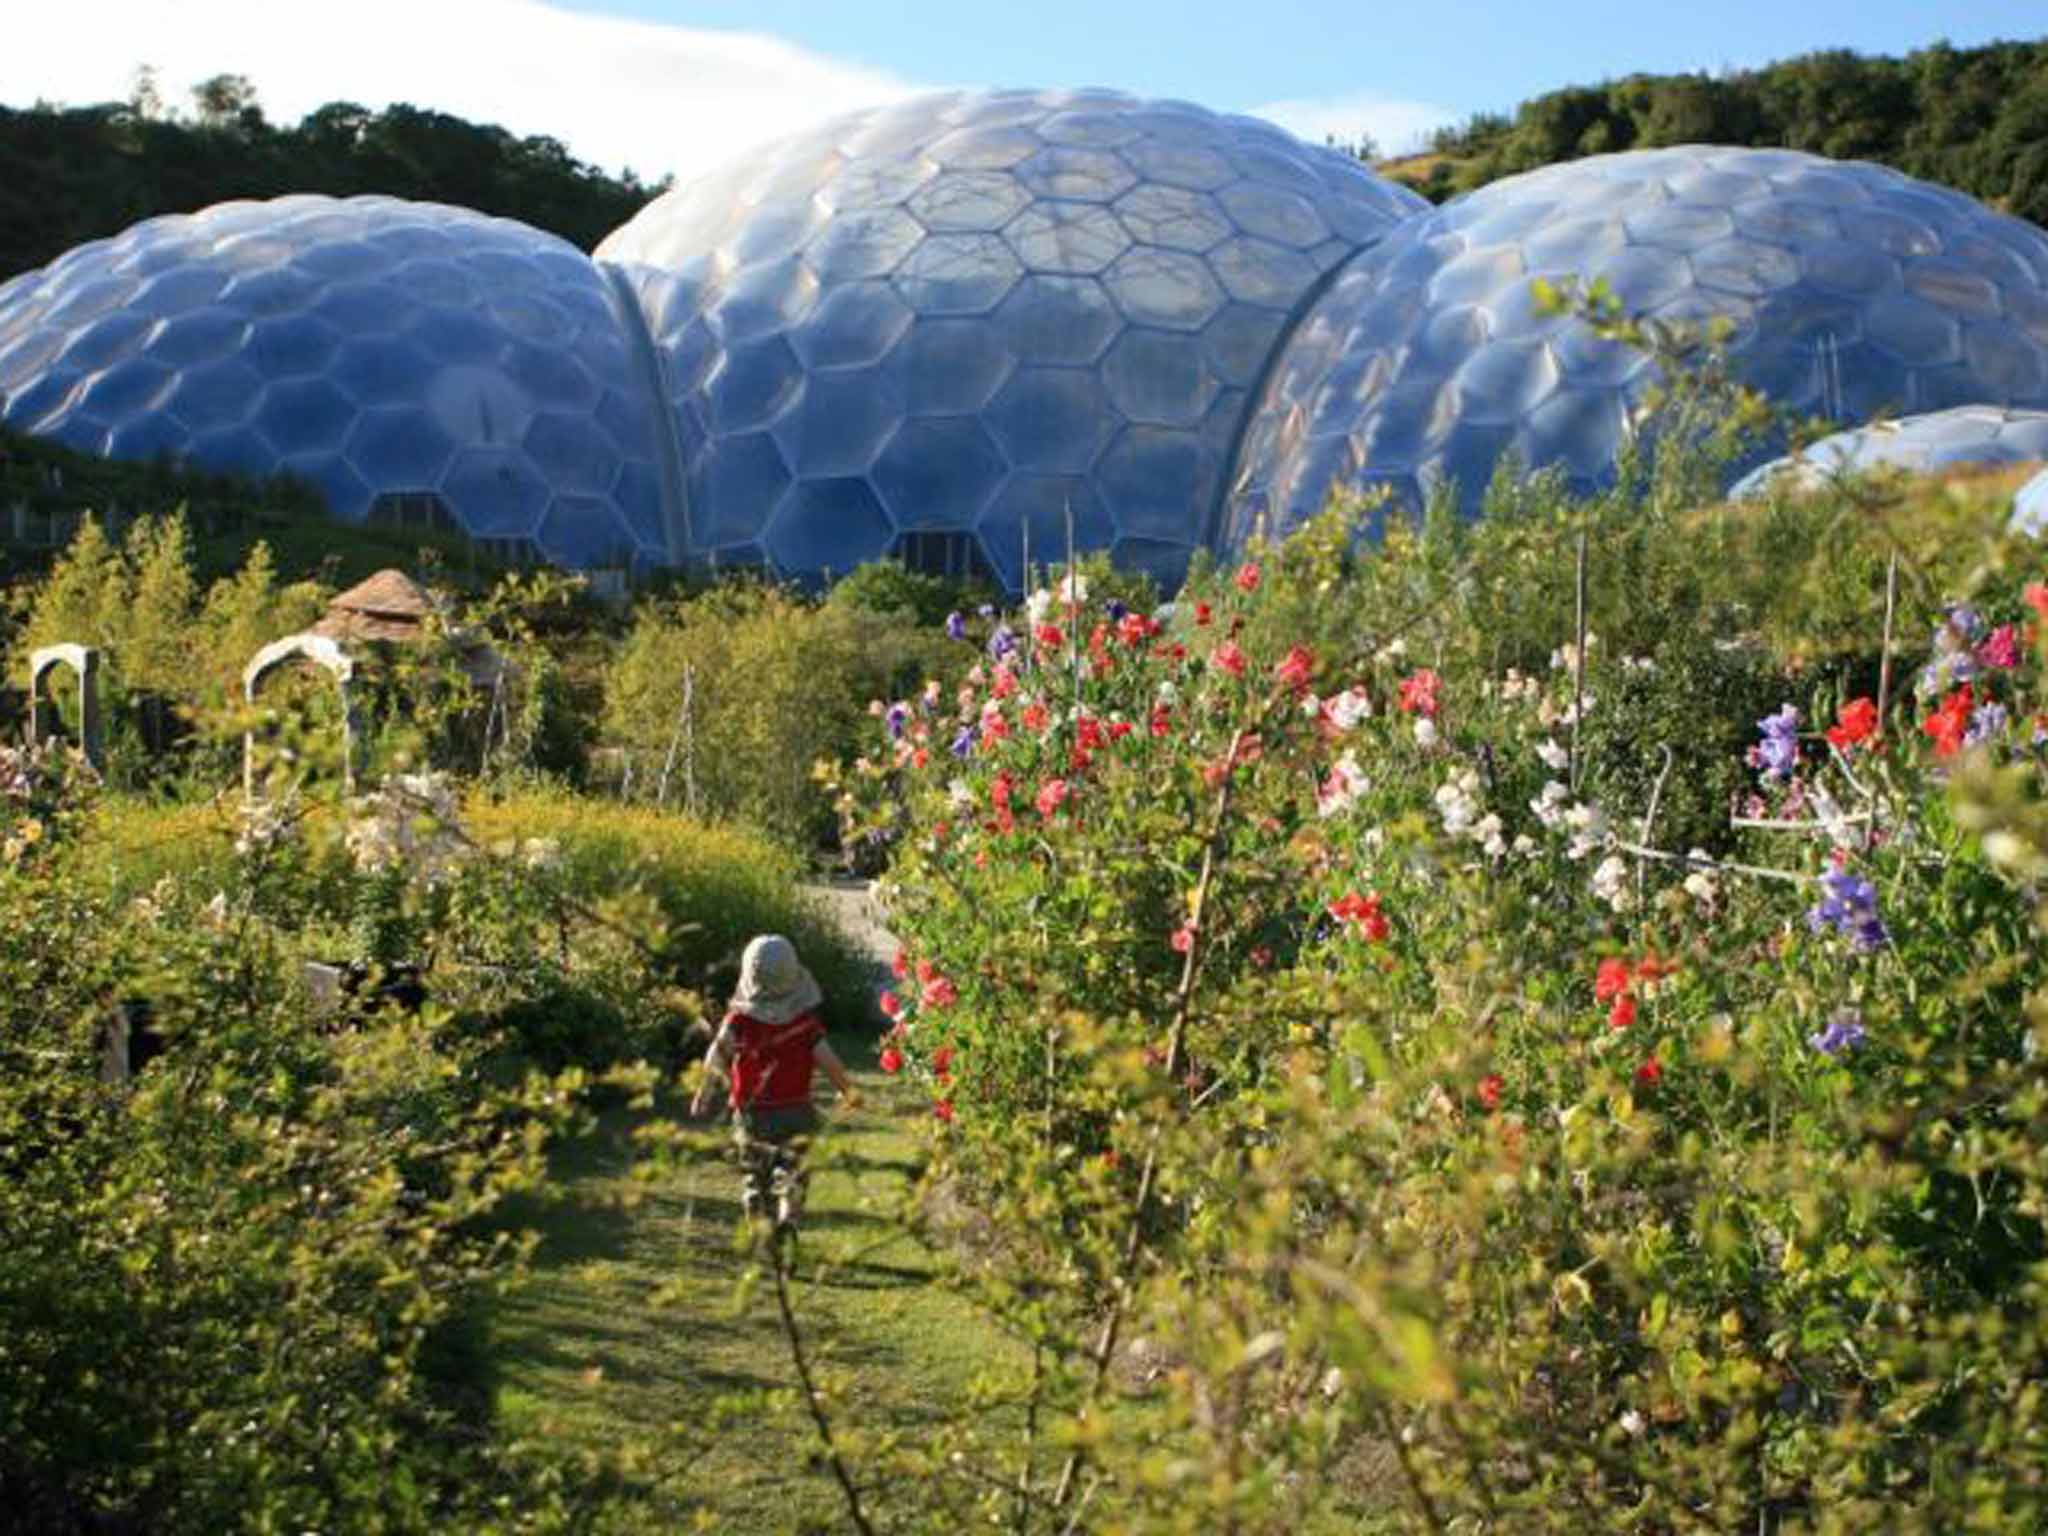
(1921, 605), (1988, 696)
(977, 604), (996, 619)
(949, 725), (976, 759)
(885, 703), (909, 741)
(1106, 599), (1129, 623)
(945, 611), (967, 642)
(1756, 704), (1801, 782)
(1808, 871), (1887, 953)
(988, 623), (1018, 661)
(1967, 702), (2008, 746)
(1808, 1009), (1867, 1058)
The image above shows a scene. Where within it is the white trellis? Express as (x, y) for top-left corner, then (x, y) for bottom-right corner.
(28, 642), (103, 772)
(241, 633), (356, 799)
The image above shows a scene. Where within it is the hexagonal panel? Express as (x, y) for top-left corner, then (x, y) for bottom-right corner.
(900, 319), (1015, 414)
(1217, 182), (1329, 249)
(1004, 202), (1131, 275)
(979, 475), (1116, 591)
(873, 417), (1009, 528)
(765, 477), (895, 579)
(994, 275), (1121, 364)
(1102, 329), (1217, 427)
(1015, 148), (1138, 203)
(986, 368), (1113, 472)
(441, 448), (554, 535)
(1105, 247), (1227, 331)
(777, 369), (905, 476)
(522, 412), (617, 496)
(907, 171), (1034, 233)
(255, 376), (358, 456)
(892, 234), (1025, 315)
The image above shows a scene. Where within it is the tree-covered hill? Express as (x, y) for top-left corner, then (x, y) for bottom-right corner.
(0, 74), (660, 281)
(1379, 36), (2048, 225)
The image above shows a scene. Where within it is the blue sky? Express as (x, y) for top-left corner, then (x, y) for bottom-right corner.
(558, 0), (2043, 146)
(8, 0), (2041, 186)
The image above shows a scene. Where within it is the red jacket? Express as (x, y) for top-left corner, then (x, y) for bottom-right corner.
(722, 1010), (823, 1110)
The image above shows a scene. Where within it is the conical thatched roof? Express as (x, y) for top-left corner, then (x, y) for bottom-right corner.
(312, 569), (443, 641)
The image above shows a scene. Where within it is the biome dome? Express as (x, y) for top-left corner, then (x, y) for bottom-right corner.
(1220, 146), (2048, 555)
(1730, 405), (2048, 499)
(0, 195), (670, 569)
(596, 88), (1427, 590)
(2016, 467), (2048, 536)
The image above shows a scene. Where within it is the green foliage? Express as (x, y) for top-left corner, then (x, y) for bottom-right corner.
(0, 91), (657, 282)
(827, 558), (992, 627)
(817, 420), (2048, 1529)
(604, 581), (953, 846)
(1392, 37), (2048, 226)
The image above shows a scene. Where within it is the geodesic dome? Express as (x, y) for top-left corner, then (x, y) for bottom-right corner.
(0, 195), (669, 569)
(1220, 146), (2048, 554)
(596, 88), (1426, 590)
(1729, 405), (2048, 498)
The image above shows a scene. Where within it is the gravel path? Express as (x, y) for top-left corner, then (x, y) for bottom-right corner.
(802, 876), (898, 970)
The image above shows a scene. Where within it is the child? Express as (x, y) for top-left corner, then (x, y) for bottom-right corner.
(689, 934), (856, 1236)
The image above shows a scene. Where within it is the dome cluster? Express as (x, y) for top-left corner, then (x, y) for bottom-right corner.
(3, 97), (2047, 588)
(1731, 405), (2048, 499)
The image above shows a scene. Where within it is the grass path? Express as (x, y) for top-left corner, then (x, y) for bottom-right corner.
(485, 1025), (1017, 1532)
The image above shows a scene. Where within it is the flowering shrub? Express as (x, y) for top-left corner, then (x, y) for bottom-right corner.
(831, 468), (2048, 1528)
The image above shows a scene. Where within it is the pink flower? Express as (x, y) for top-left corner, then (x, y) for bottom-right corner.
(1170, 922), (1196, 954)
(892, 951), (910, 980)
(1274, 645), (1314, 692)
(879, 990), (902, 1019)
(1036, 777), (1070, 818)
(1476, 1074), (1503, 1112)
(879, 1047), (903, 1074)
(1397, 669), (1441, 718)
(922, 976), (959, 1009)
(1980, 623), (2020, 670)
(1212, 641), (1247, 678)
(1234, 562), (1262, 593)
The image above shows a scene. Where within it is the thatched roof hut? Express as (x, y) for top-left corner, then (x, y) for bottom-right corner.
(310, 569), (504, 685)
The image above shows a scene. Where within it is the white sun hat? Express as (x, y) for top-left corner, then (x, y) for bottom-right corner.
(729, 933), (823, 1024)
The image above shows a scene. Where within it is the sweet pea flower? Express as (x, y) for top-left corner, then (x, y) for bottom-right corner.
(932, 1099), (955, 1123)
(931, 1045), (955, 1081)
(1808, 1009), (1867, 1058)
(879, 1047), (904, 1074)
(988, 624), (1019, 661)
(1967, 702), (2009, 746)
(1634, 1057), (1662, 1089)
(1275, 645), (1315, 692)
(879, 990), (902, 1019)
(921, 975), (959, 1009)
(1608, 994), (1637, 1030)
(1755, 704), (1800, 781)
(1170, 922), (1196, 954)
(1807, 871), (1887, 953)
(1328, 890), (1390, 941)
(1234, 561), (1262, 593)
(1476, 1074), (1504, 1112)
(1397, 669), (1442, 718)
(945, 611), (967, 641)
(1979, 623), (2020, 670)
(950, 725), (977, 759)
(1195, 601), (1214, 627)
(885, 702), (910, 740)
(1035, 778), (1070, 818)
(1594, 957), (1632, 1002)
(1824, 697), (1878, 752)
(1922, 684), (1973, 759)
(1211, 641), (1248, 678)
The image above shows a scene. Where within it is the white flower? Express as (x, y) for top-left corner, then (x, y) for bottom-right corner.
(1531, 779), (1572, 828)
(1499, 667), (1539, 703)
(1154, 679), (1179, 705)
(1413, 717), (1439, 749)
(1325, 686), (1372, 730)
(1473, 812), (1507, 859)
(1535, 737), (1569, 771)
(1681, 848), (1718, 906)
(1564, 801), (1610, 861)
(1055, 571), (1088, 605)
(1511, 833), (1537, 857)
(1434, 768), (1482, 837)
(1591, 853), (1634, 911)
(947, 778), (976, 812)
(1024, 588), (1054, 624)
(1376, 636), (1408, 662)
(1619, 1409), (1647, 1439)
(1317, 753), (1369, 818)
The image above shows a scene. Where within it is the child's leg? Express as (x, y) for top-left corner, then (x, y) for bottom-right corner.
(772, 1135), (810, 1228)
(734, 1118), (776, 1223)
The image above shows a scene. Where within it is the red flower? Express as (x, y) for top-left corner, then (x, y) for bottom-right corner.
(990, 772), (1015, 811)
(916, 958), (937, 985)
(1021, 700), (1050, 733)
(1397, 669), (1442, 718)
(1274, 645), (1315, 692)
(1212, 641), (1247, 677)
(991, 665), (1019, 700)
(922, 976), (958, 1009)
(931, 1045), (954, 1081)
(879, 1047), (903, 1074)
(1035, 623), (1065, 649)
(1825, 696), (1878, 752)
(1195, 601), (1214, 627)
(932, 1099), (955, 1123)
(1149, 705), (1171, 738)
(1635, 1057), (1662, 1089)
(981, 708), (1010, 742)
(1608, 994), (1637, 1031)
(879, 990), (902, 1019)
(1170, 922), (1196, 954)
(2026, 583), (2048, 622)
(1476, 1074), (1504, 1112)
(1036, 777), (1070, 818)
(911, 747), (929, 769)
(1594, 957), (1632, 1003)
(1635, 953), (1676, 985)
(1117, 612), (1156, 646)
(1234, 561), (1262, 593)
(1328, 890), (1390, 942)
(1921, 683), (1974, 759)
(1077, 716), (1106, 752)
(1108, 719), (1134, 740)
